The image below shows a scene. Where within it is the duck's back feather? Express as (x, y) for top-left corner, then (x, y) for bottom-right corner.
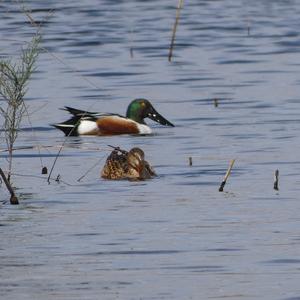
(97, 116), (140, 135)
(63, 106), (123, 118)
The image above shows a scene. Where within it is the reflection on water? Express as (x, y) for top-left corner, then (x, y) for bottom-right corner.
(1, 0), (300, 299)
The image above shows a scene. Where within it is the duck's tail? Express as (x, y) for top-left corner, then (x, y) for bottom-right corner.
(52, 116), (81, 136)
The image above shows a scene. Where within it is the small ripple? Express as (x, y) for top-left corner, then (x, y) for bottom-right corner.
(161, 265), (226, 272)
(263, 259), (300, 265)
(204, 248), (244, 252)
(217, 59), (263, 65)
(0, 153), (69, 158)
(0, 263), (45, 267)
(71, 233), (103, 237)
(86, 71), (146, 77)
(68, 40), (103, 47)
(69, 250), (184, 256)
(0, 126), (52, 133)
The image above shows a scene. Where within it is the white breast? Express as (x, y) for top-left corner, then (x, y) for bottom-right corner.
(137, 123), (152, 134)
(78, 120), (99, 135)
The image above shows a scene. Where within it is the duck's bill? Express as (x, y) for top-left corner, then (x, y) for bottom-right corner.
(147, 108), (174, 127)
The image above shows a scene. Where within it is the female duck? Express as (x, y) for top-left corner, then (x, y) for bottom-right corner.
(101, 147), (156, 181)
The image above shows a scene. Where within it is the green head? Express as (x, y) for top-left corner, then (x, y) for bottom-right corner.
(126, 98), (174, 126)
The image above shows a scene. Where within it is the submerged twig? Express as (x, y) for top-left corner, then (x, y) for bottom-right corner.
(219, 159), (235, 192)
(168, 0), (184, 62)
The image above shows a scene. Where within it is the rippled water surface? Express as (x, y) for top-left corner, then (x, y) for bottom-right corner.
(1, 0), (300, 299)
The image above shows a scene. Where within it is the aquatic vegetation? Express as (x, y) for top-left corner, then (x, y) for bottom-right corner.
(0, 35), (40, 182)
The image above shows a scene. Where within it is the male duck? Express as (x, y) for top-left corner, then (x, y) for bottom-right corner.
(53, 98), (174, 136)
(101, 147), (156, 180)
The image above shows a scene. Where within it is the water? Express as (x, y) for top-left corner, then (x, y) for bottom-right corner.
(1, 0), (300, 299)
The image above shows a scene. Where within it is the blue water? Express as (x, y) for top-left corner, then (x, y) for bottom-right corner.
(1, 0), (300, 299)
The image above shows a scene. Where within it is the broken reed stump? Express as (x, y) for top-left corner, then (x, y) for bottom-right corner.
(42, 166), (48, 174)
(219, 159), (235, 192)
(274, 169), (279, 191)
(213, 98), (219, 107)
(0, 168), (19, 204)
(168, 0), (184, 62)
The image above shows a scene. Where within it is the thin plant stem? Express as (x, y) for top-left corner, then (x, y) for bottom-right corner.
(168, 0), (184, 62)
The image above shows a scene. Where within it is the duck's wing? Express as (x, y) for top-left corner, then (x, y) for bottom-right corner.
(101, 150), (128, 179)
(62, 106), (123, 118)
(62, 106), (99, 117)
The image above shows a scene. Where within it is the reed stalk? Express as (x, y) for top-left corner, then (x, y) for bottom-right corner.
(274, 169), (279, 191)
(168, 0), (184, 62)
(0, 167), (19, 204)
(0, 34), (40, 181)
(219, 159), (235, 192)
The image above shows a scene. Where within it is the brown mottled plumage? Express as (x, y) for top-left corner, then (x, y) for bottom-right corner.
(101, 147), (156, 180)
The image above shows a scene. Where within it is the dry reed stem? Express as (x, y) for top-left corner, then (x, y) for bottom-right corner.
(219, 159), (235, 192)
(274, 169), (279, 191)
(168, 0), (184, 62)
(0, 168), (19, 204)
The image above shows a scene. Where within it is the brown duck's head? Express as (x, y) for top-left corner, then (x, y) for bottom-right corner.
(127, 147), (145, 170)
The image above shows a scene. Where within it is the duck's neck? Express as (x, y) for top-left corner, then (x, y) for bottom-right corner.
(126, 108), (144, 124)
